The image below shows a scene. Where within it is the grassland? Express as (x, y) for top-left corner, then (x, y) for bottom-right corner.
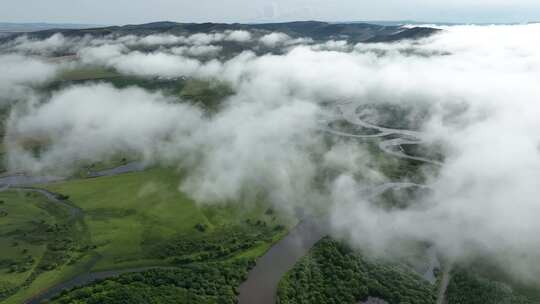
(0, 167), (293, 303)
(0, 189), (90, 303)
(0, 190), (57, 290)
(57, 67), (119, 81)
(44, 168), (291, 269)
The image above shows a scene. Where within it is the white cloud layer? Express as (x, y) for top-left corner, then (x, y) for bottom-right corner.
(1, 30), (255, 58)
(0, 54), (58, 103)
(3, 24), (540, 282)
(259, 32), (291, 47)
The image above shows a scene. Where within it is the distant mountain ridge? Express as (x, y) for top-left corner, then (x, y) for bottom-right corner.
(0, 22), (101, 33)
(3, 21), (440, 43)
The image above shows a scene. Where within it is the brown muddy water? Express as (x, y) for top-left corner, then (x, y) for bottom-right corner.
(238, 218), (326, 304)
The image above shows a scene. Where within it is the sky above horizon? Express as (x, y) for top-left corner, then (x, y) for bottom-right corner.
(1, 0), (539, 25)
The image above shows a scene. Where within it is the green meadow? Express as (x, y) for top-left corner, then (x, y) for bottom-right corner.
(1, 168), (294, 303)
(0, 190), (62, 293)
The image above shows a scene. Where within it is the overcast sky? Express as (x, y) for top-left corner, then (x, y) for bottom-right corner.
(1, 0), (539, 25)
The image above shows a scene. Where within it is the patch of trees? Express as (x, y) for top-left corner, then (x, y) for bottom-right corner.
(326, 119), (380, 136)
(373, 187), (431, 211)
(194, 223), (208, 232)
(0, 255), (34, 274)
(0, 281), (18, 301)
(147, 223), (279, 264)
(55, 194), (70, 200)
(447, 268), (534, 304)
(278, 237), (436, 304)
(87, 208), (136, 220)
(51, 260), (254, 304)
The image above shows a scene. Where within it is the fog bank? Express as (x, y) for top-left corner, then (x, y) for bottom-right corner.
(2, 24), (540, 282)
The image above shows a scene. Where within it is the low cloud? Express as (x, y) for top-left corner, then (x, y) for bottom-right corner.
(5, 84), (205, 172)
(259, 32), (291, 47)
(311, 40), (351, 52)
(78, 44), (222, 78)
(0, 54), (58, 103)
(138, 34), (185, 46)
(225, 30), (252, 42)
(8, 33), (68, 55)
(3, 24), (540, 283)
(0, 30), (254, 58)
(170, 45), (222, 57)
(6, 82), (330, 215)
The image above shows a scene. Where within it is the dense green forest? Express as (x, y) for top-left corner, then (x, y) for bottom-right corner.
(447, 268), (536, 304)
(277, 237), (437, 304)
(50, 260), (253, 304)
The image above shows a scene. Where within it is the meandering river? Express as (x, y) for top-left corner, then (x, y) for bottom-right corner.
(239, 101), (448, 304)
(4, 101), (448, 304)
(238, 218), (326, 304)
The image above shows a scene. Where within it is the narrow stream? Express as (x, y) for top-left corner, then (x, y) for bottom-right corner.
(0, 174), (64, 187)
(0, 161), (145, 187)
(86, 161), (145, 178)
